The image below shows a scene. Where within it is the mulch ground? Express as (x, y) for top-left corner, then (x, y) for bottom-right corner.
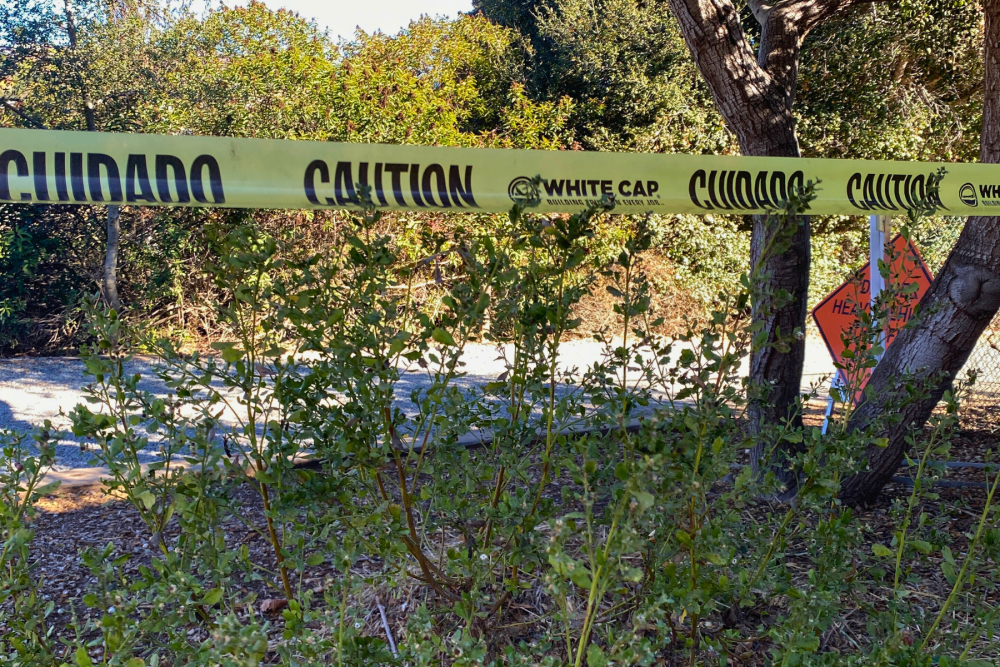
(28, 483), (313, 652)
(11, 402), (1000, 664)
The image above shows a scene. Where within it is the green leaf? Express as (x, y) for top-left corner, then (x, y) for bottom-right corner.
(705, 553), (727, 566)
(941, 560), (957, 584)
(633, 491), (654, 512)
(75, 647), (94, 667)
(210, 341), (244, 364)
(570, 566), (593, 590)
(791, 634), (820, 652)
(306, 553), (324, 566)
(548, 553), (568, 576)
(909, 540), (932, 554)
(203, 588), (223, 605)
(872, 544), (893, 558)
(137, 490), (156, 510)
(431, 327), (456, 346)
(586, 643), (607, 667)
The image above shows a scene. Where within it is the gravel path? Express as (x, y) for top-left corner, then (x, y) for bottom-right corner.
(0, 337), (836, 471)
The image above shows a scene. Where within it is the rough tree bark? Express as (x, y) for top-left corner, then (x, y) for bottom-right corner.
(664, 0), (875, 493)
(839, 0), (1000, 506)
(104, 205), (122, 311)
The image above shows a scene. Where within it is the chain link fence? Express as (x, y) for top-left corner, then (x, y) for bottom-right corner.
(959, 319), (1000, 420)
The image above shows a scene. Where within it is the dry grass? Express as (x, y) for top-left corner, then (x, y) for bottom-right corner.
(571, 251), (704, 339)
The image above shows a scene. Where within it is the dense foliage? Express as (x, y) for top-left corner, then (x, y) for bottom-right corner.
(0, 0), (986, 352)
(797, 0), (983, 163)
(0, 1), (575, 353)
(2, 198), (999, 666)
(475, 0), (984, 297)
(1, 3), (998, 661)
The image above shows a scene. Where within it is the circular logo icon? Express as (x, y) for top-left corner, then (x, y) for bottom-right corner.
(508, 176), (539, 203)
(960, 183), (978, 207)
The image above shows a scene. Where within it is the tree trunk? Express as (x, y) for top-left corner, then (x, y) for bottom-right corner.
(665, 0), (838, 492)
(747, 210), (810, 495)
(839, 0), (1000, 505)
(665, 0), (884, 494)
(66, 0), (121, 310)
(743, 119), (810, 496)
(104, 205), (122, 311)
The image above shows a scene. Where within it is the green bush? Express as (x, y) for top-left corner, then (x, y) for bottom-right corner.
(0, 205), (99, 352)
(2, 197), (998, 665)
(0, 1), (983, 352)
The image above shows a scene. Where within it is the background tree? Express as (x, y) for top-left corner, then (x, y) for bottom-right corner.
(0, 3), (577, 352)
(474, 0), (735, 154)
(840, 0), (1000, 505)
(475, 0), (983, 160)
(475, 0), (983, 299)
(796, 0), (983, 164)
(142, 6), (572, 148)
(2, 0), (162, 315)
(476, 0), (987, 500)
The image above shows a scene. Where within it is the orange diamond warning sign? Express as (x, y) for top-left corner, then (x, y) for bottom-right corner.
(812, 235), (933, 391)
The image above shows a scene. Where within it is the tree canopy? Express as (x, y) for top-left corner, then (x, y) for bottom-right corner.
(0, 0), (989, 352)
(476, 0), (983, 161)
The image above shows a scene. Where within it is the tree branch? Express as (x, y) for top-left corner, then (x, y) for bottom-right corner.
(745, 0), (775, 25)
(0, 98), (46, 129)
(665, 0), (780, 151)
(759, 0), (887, 107)
(665, 0), (889, 152)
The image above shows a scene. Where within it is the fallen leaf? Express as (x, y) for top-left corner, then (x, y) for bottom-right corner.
(260, 598), (288, 614)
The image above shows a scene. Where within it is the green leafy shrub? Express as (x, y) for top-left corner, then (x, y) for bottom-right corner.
(2, 193), (997, 665)
(0, 424), (61, 665)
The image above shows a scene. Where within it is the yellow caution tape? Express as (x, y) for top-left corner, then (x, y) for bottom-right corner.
(1, 128), (997, 215)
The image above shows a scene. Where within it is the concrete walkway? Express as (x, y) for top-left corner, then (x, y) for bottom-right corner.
(0, 335), (838, 483)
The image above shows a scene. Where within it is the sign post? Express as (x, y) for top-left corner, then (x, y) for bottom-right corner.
(869, 214), (892, 362)
(822, 215), (890, 433)
(815, 216), (931, 434)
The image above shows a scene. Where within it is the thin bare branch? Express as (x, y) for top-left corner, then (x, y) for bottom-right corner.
(0, 98), (46, 128)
